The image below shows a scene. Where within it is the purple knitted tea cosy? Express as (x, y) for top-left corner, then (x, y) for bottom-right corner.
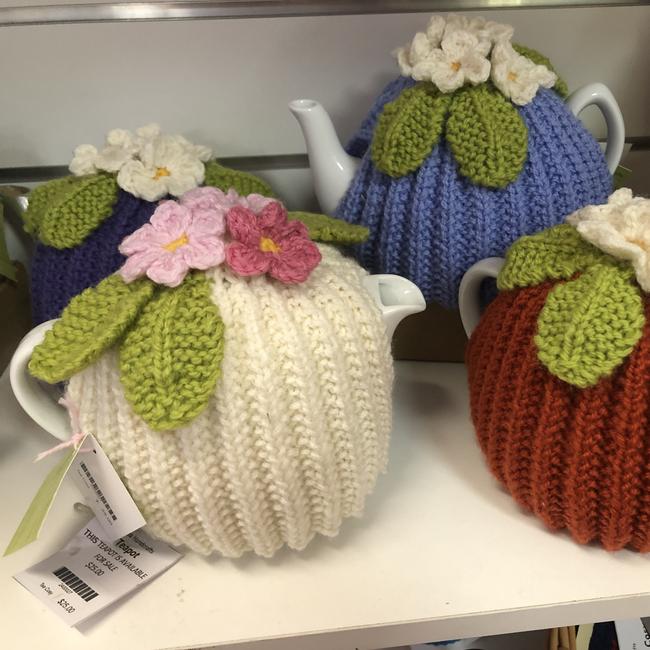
(335, 16), (614, 308)
(22, 125), (276, 324)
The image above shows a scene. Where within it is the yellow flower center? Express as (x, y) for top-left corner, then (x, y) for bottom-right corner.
(451, 61), (462, 72)
(508, 71), (518, 81)
(153, 166), (171, 180)
(629, 237), (649, 250)
(259, 236), (281, 254)
(163, 233), (189, 252)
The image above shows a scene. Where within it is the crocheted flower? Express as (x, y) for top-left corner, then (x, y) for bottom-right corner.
(181, 186), (273, 222)
(567, 189), (650, 291)
(69, 124), (212, 201)
(119, 199), (225, 287)
(397, 30), (490, 93)
(69, 124), (156, 176)
(491, 42), (557, 106)
(409, 29), (491, 92)
(117, 135), (209, 202)
(69, 144), (100, 176)
(226, 201), (321, 284)
(445, 14), (513, 44)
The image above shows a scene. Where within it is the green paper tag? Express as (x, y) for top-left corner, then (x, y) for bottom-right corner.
(4, 437), (87, 556)
(613, 164), (632, 189)
(0, 203), (17, 282)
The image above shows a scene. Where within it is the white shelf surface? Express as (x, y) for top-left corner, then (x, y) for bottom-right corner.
(2, 362), (650, 650)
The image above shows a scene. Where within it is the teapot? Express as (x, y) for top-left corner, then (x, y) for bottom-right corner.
(10, 194), (425, 558)
(458, 190), (650, 551)
(290, 14), (625, 309)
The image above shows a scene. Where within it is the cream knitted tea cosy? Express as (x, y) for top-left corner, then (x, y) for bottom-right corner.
(29, 190), (393, 558)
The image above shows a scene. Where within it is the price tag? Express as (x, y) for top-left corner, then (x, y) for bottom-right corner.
(4, 434), (145, 556)
(615, 619), (650, 650)
(70, 435), (145, 541)
(15, 519), (182, 627)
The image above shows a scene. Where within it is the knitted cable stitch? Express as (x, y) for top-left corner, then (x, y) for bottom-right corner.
(61, 245), (393, 557)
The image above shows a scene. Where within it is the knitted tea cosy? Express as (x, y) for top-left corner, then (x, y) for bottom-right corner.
(466, 190), (650, 551)
(23, 124), (277, 324)
(337, 14), (612, 308)
(28, 191), (391, 558)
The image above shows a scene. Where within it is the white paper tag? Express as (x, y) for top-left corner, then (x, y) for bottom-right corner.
(15, 519), (182, 626)
(70, 434), (146, 541)
(615, 619), (650, 650)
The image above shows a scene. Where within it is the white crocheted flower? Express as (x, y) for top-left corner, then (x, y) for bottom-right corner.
(69, 124), (212, 201)
(117, 134), (207, 201)
(416, 29), (491, 92)
(395, 15), (494, 81)
(93, 128), (140, 172)
(567, 189), (650, 291)
(445, 14), (513, 45)
(490, 41), (557, 105)
(69, 144), (99, 175)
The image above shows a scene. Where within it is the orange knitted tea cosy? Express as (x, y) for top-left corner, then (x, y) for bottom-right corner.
(466, 190), (650, 551)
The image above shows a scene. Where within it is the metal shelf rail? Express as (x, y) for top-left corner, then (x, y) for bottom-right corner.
(1, 0), (649, 27)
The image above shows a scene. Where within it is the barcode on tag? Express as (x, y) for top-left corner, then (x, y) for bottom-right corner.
(52, 566), (99, 602)
(70, 435), (145, 540)
(15, 519), (182, 626)
(78, 461), (117, 522)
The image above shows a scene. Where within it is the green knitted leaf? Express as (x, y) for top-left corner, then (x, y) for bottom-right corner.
(371, 82), (451, 177)
(446, 84), (528, 188)
(23, 176), (81, 236)
(24, 173), (119, 249)
(203, 160), (276, 198)
(512, 43), (569, 98)
(498, 224), (609, 290)
(119, 272), (224, 431)
(288, 211), (368, 244)
(29, 275), (155, 384)
(536, 264), (644, 388)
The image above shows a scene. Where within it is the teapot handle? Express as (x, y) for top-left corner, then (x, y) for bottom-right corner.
(9, 319), (71, 441)
(458, 258), (505, 338)
(565, 82), (625, 175)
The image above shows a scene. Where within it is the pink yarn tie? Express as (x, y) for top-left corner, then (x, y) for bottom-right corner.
(33, 397), (87, 463)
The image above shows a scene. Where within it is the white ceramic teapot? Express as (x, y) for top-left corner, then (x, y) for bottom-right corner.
(290, 85), (624, 216)
(10, 245), (425, 558)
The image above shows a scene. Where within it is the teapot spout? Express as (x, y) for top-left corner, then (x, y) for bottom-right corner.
(363, 274), (425, 339)
(289, 99), (360, 215)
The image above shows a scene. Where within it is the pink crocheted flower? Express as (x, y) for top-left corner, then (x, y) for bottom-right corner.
(226, 201), (321, 284)
(180, 186), (273, 221)
(119, 199), (225, 287)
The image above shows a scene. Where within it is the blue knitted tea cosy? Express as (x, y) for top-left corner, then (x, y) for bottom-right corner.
(30, 191), (155, 324)
(22, 125), (276, 324)
(336, 17), (613, 308)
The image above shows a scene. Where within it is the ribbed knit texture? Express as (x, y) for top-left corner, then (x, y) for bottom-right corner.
(466, 282), (650, 551)
(338, 86), (612, 307)
(31, 190), (156, 324)
(66, 245), (393, 557)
